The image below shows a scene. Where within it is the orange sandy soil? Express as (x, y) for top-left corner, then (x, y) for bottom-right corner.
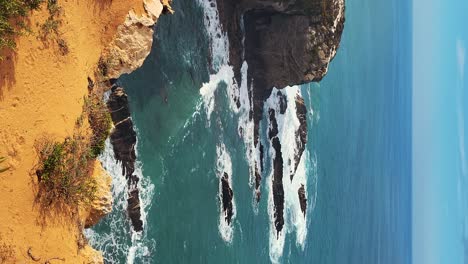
(0, 0), (146, 262)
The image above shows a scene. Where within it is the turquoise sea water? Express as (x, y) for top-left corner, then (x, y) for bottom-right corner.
(88, 0), (412, 263)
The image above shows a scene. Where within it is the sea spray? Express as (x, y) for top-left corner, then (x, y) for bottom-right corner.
(265, 86), (311, 263)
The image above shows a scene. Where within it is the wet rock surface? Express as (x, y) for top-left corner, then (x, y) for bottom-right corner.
(293, 95), (307, 180)
(215, 0), (344, 208)
(221, 172), (234, 225)
(107, 84), (143, 232)
(216, 0), (345, 90)
(268, 108), (284, 236)
(298, 184), (307, 217)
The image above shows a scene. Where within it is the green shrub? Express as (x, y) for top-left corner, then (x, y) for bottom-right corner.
(34, 134), (97, 208)
(0, 0), (45, 52)
(85, 95), (112, 158)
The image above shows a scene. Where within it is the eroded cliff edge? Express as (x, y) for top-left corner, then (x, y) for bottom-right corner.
(214, 0), (345, 235)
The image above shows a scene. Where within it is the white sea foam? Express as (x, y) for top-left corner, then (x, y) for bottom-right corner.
(197, 0), (316, 254)
(265, 86), (311, 263)
(234, 62), (259, 190)
(197, 0), (229, 70)
(199, 65), (234, 121)
(197, 0), (236, 123)
(216, 143), (236, 243)
(86, 135), (155, 263)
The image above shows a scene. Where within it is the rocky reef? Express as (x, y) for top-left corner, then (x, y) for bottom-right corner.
(268, 106), (285, 236)
(215, 0), (345, 236)
(293, 95), (308, 181)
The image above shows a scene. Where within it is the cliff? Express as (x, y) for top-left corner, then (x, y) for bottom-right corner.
(0, 0), (169, 262)
(215, 0), (345, 235)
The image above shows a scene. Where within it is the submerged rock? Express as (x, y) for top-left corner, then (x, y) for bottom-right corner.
(221, 172), (234, 225)
(107, 84), (143, 232)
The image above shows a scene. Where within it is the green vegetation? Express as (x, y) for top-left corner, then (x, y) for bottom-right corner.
(34, 133), (97, 208)
(0, 0), (68, 59)
(0, 0), (45, 53)
(34, 93), (111, 209)
(38, 0), (68, 55)
(85, 94), (112, 158)
(0, 156), (9, 173)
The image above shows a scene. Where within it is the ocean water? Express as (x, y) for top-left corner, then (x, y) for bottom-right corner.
(87, 0), (412, 263)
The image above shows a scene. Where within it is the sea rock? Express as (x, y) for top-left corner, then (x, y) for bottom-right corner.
(214, 0), (344, 205)
(292, 95), (307, 180)
(107, 84), (143, 232)
(298, 184), (307, 217)
(268, 108), (284, 237)
(85, 161), (113, 228)
(104, 0), (170, 79)
(221, 172), (234, 225)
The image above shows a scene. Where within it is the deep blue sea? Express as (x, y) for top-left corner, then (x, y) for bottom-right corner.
(87, 0), (413, 263)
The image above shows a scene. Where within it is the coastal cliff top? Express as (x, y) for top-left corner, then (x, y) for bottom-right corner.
(0, 0), (152, 262)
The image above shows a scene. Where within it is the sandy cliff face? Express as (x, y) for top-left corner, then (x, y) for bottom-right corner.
(0, 0), (167, 262)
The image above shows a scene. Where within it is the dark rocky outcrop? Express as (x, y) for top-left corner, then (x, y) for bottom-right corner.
(107, 84), (143, 232)
(221, 172), (234, 225)
(268, 108), (284, 236)
(215, 0), (344, 205)
(216, 0), (345, 90)
(298, 184), (307, 217)
(292, 95), (307, 180)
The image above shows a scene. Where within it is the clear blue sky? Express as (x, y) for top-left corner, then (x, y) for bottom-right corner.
(413, 0), (468, 263)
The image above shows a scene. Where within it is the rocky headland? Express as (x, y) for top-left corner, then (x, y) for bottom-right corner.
(215, 0), (345, 235)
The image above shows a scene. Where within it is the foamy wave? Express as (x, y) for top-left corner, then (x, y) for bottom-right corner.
(199, 65), (234, 122)
(197, 0), (229, 70)
(265, 86), (311, 262)
(86, 137), (155, 263)
(216, 143), (236, 243)
(235, 62), (257, 188)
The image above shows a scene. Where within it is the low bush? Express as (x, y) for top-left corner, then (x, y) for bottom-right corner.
(85, 94), (112, 158)
(34, 134), (97, 208)
(0, 0), (45, 53)
(34, 93), (111, 208)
